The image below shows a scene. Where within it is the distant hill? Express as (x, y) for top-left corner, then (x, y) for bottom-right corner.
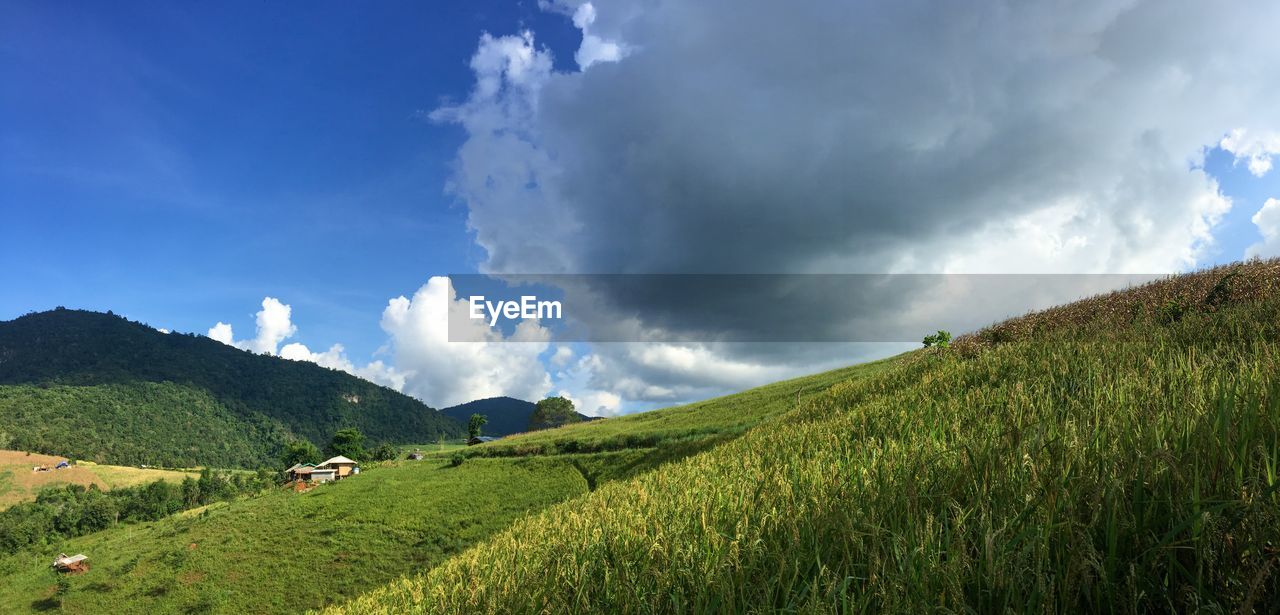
(441, 396), (597, 436)
(0, 308), (464, 468)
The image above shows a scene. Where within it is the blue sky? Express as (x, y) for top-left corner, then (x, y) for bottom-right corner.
(4, 1), (1279, 413)
(1, 1), (579, 359)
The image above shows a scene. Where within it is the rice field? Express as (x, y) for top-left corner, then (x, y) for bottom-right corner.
(328, 260), (1280, 613)
(462, 356), (904, 459)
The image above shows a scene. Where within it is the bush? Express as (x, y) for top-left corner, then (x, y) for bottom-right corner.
(922, 330), (952, 348)
(1157, 298), (1186, 324)
(450, 452), (465, 467)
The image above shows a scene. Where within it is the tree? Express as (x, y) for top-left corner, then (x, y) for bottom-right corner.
(281, 440), (322, 467)
(528, 397), (579, 431)
(328, 428), (367, 461)
(468, 414), (488, 439)
(922, 330), (952, 349)
(370, 443), (398, 462)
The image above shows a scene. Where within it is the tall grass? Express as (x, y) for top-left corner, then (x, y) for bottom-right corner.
(329, 262), (1280, 613)
(463, 357), (902, 459)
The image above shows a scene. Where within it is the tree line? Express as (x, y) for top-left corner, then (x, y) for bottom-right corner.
(0, 468), (276, 555)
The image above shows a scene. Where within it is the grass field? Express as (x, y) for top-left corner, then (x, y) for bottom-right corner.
(0, 455), (593, 613)
(0, 450), (197, 510)
(463, 356), (903, 458)
(328, 260), (1280, 613)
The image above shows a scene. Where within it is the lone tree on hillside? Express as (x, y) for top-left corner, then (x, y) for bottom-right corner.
(528, 396), (580, 431)
(327, 428), (367, 461)
(468, 414), (488, 439)
(281, 440), (322, 467)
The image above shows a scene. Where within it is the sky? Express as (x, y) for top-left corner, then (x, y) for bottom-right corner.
(3, 0), (1280, 415)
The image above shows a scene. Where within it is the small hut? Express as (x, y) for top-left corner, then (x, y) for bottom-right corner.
(52, 553), (89, 574)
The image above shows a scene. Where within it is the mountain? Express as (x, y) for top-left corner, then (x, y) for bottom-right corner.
(440, 396), (597, 436)
(0, 308), (464, 468)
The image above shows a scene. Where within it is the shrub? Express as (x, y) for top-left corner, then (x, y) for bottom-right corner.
(1157, 298), (1187, 324)
(922, 329), (952, 348)
(450, 452), (465, 467)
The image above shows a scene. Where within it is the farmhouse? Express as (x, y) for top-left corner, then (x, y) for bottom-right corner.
(286, 457), (360, 484)
(318, 455), (359, 478)
(467, 436), (499, 445)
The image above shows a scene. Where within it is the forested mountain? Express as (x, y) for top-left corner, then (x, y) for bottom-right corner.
(440, 396), (596, 436)
(0, 308), (464, 468)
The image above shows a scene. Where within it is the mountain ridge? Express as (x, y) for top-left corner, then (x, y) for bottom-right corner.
(0, 308), (464, 467)
(440, 396), (597, 436)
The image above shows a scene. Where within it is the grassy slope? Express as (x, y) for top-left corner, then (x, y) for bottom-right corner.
(0, 456), (590, 614)
(0, 450), (197, 509)
(331, 261), (1280, 613)
(0, 338), (902, 614)
(465, 356), (902, 458)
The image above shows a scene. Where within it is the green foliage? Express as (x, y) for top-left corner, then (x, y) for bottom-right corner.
(450, 452), (465, 467)
(0, 457), (587, 613)
(0, 309), (465, 468)
(329, 261), (1280, 614)
(1157, 297), (1187, 324)
(0, 470), (270, 555)
(528, 397), (579, 431)
(327, 428), (367, 461)
(369, 443), (399, 462)
(922, 329), (952, 348)
(467, 414), (487, 439)
(1203, 270), (1241, 310)
(0, 382), (287, 468)
(281, 440), (322, 467)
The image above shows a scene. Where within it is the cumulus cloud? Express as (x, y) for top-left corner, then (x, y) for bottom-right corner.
(206, 297), (297, 355)
(279, 342), (407, 391)
(550, 345), (575, 367)
(208, 298), (406, 392)
(207, 321), (234, 345)
(379, 276), (553, 408)
(1221, 129), (1280, 177)
(429, 0), (1280, 409)
(1247, 198), (1280, 258)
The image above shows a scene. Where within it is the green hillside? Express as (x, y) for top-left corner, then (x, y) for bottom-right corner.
(1, 262), (1275, 614)
(0, 309), (464, 468)
(0, 456), (589, 613)
(0, 340), (900, 613)
(328, 261), (1280, 613)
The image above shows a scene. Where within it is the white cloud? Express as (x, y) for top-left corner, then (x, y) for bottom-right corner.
(1221, 129), (1280, 177)
(279, 342), (407, 391)
(206, 297), (297, 355)
(207, 321), (234, 345)
(572, 3), (627, 70)
(550, 345), (575, 367)
(1247, 198), (1280, 258)
(378, 276), (553, 408)
(430, 0), (1280, 410)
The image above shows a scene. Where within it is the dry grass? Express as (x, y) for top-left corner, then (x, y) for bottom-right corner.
(0, 449), (196, 509)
